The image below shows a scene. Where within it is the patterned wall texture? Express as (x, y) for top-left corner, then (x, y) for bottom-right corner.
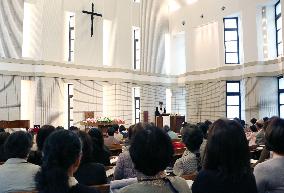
(0, 0), (24, 58)
(34, 77), (65, 127)
(171, 86), (187, 117)
(0, 74), (280, 127)
(103, 82), (133, 127)
(140, 84), (167, 123)
(71, 80), (103, 126)
(140, 0), (169, 74)
(186, 81), (226, 123)
(243, 77), (278, 121)
(0, 75), (21, 121)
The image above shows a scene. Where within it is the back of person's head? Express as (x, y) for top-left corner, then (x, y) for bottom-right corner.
(263, 117), (269, 122)
(127, 125), (134, 139)
(69, 126), (79, 132)
(0, 128), (5, 133)
(107, 127), (115, 136)
(36, 125), (56, 151)
(119, 125), (126, 133)
(263, 117), (271, 132)
(128, 122), (145, 141)
(163, 125), (171, 132)
(233, 117), (241, 124)
(256, 119), (264, 129)
(250, 125), (258, 132)
(77, 131), (93, 164)
(4, 131), (32, 159)
(130, 124), (174, 176)
(56, 126), (65, 131)
(182, 124), (203, 152)
(205, 119), (251, 179)
(250, 118), (257, 125)
(182, 124), (203, 171)
(36, 130), (82, 193)
(204, 120), (212, 127)
(265, 117), (284, 155)
(0, 132), (10, 146)
(240, 120), (246, 128)
(88, 128), (104, 149)
(198, 123), (209, 139)
(112, 124), (119, 132)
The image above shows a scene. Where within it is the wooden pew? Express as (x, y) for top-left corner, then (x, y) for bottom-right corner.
(13, 191), (38, 193)
(181, 173), (197, 181)
(0, 120), (30, 131)
(108, 144), (122, 156)
(91, 184), (110, 193)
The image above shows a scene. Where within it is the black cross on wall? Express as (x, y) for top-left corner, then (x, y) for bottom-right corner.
(82, 3), (103, 37)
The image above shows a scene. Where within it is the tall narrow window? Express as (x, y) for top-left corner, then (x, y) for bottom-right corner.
(68, 15), (75, 62)
(226, 81), (241, 119)
(224, 17), (240, 64)
(133, 88), (141, 124)
(275, 1), (283, 57)
(68, 84), (74, 129)
(278, 77), (284, 118)
(133, 28), (140, 70)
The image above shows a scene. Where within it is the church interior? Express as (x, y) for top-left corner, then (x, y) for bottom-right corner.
(0, 0), (284, 193)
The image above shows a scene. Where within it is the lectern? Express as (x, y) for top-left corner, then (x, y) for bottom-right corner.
(170, 116), (185, 133)
(156, 115), (185, 133)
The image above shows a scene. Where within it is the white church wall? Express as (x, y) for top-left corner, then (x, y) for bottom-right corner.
(169, 0), (280, 73)
(140, 0), (170, 74)
(244, 77), (278, 121)
(22, 0), (139, 70)
(186, 80), (226, 123)
(103, 82), (133, 127)
(171, 86), (187, 118)
(0, 75), (21, 121)
(0, 0), (24, 58)
(140, 84), (167, 123)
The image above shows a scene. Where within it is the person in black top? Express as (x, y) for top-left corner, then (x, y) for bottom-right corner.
(0, 132), (10, 162)
(28, 125), (55, 165)
(35, 130), (99, 193)
(88, 128), (111, 166)
(192, 118), (257, 193)
(74, 131), (107, 185)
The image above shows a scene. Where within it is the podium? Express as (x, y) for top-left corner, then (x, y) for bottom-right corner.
(156, 115), (185, 133)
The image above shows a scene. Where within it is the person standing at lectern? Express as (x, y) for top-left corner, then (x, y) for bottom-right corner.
(155, 102), (166, 116)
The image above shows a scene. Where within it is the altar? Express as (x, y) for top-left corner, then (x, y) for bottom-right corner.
(155, 115), (185, 133)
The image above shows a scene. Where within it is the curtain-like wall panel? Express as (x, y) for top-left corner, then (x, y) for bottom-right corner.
(140, 0), (169, 74)
(0, 0), (23, 58)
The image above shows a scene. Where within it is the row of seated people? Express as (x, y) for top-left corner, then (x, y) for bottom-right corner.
(0, 117), (283, 193)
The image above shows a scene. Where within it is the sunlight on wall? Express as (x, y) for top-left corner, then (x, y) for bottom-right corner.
(187, 0), (198, 5)
(21, 80), (35, 128)
(165, 33), (171, 74)
(166, 89), (172, 113)
(168, 0), (181, 13)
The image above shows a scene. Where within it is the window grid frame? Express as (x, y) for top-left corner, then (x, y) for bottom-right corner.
(224, 17), (240, 64)
(275, 0), (282, 57)
(133, 28), (140, 70)
(226, 81), (241, 119)
(134, 88), (141, 124)
(68, 15), (75, 62)
(278, 76), (284, 118)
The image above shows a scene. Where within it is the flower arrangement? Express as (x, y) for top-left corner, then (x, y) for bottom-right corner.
(83, 116), (125, 125)
(113, 118), (125, 124)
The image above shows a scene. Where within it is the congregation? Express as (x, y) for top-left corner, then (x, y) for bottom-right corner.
(0, 116), (283, 193)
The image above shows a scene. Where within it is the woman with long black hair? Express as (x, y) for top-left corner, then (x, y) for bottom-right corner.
(88, 128), (111, 166)
(35, 130), (99, 193)
(192, 119), (257, 193)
